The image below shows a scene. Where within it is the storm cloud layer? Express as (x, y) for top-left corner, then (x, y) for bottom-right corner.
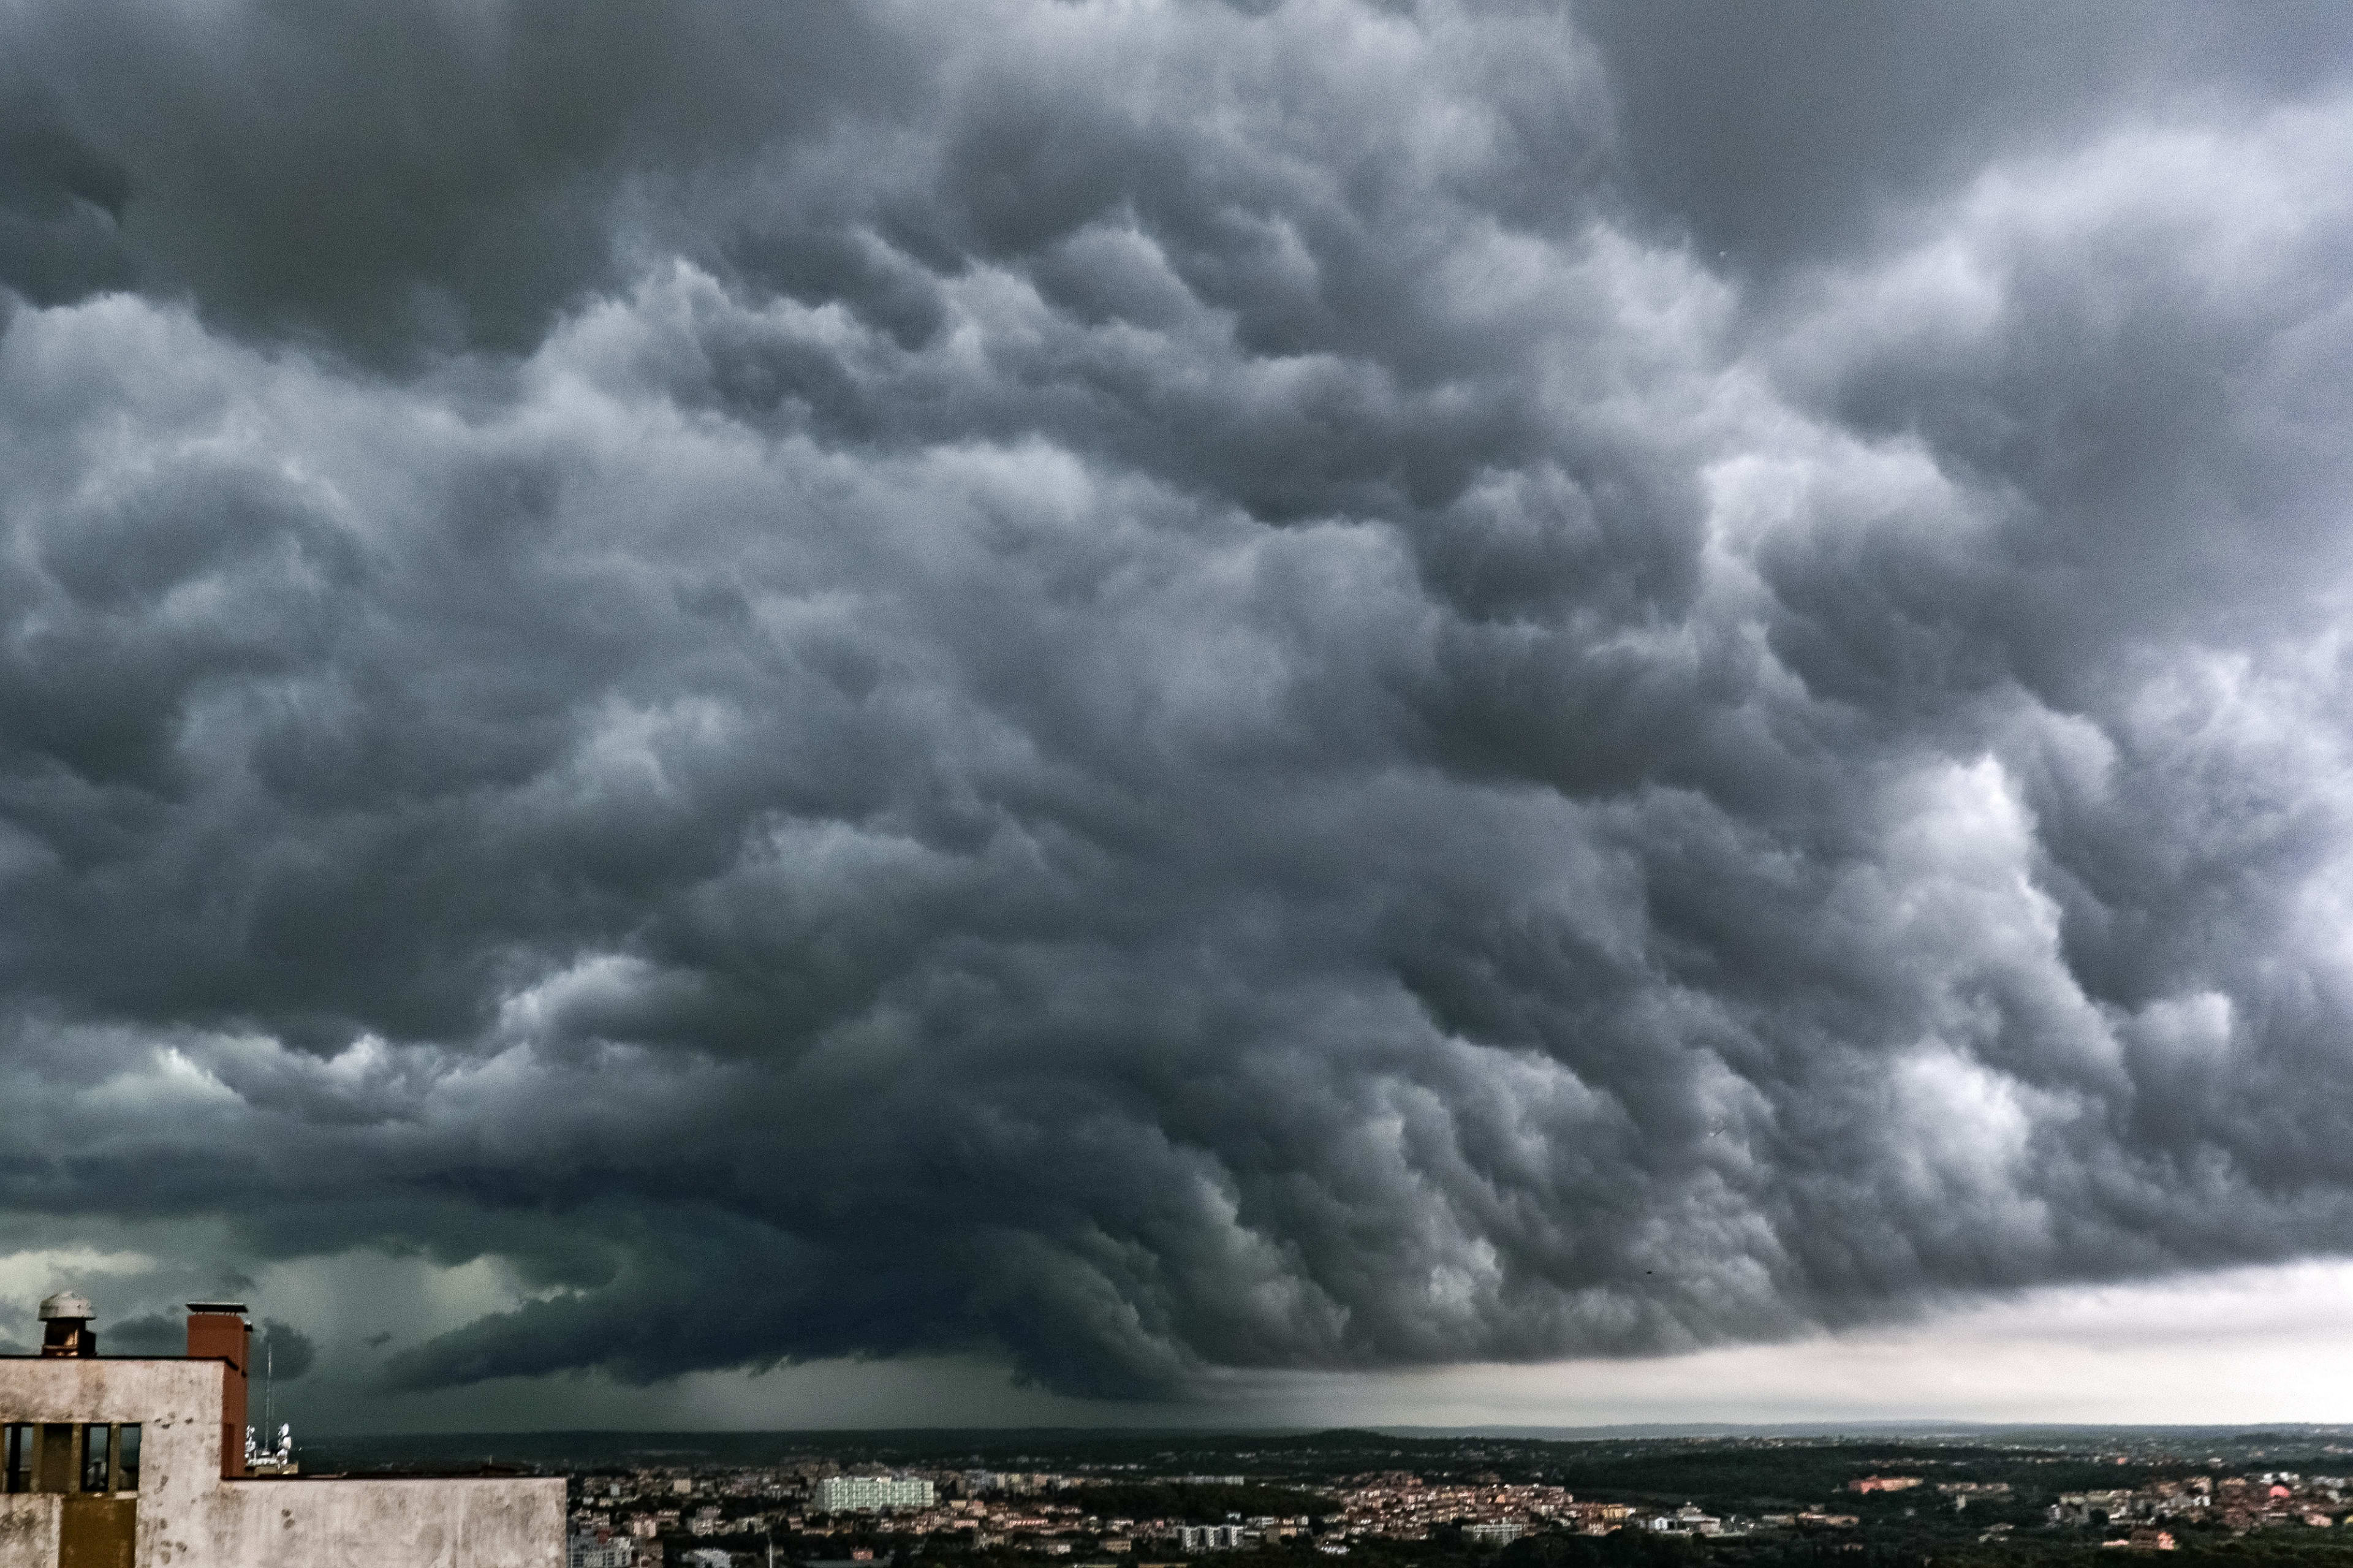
(6, 0), (2353, 1407)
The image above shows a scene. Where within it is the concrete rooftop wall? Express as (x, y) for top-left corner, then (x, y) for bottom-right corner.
(0, 1357), (227, 1568)
(206, 1476), (565, 1568)
(0, 1499), (58, 1568)
(0, 1358), (561, 1568)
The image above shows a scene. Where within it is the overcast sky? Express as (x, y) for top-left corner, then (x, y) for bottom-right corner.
(7, 0), (2353, 1434)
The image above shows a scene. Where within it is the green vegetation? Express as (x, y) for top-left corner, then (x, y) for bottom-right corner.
(909, 1531), (2353, 1568)
(1074, 1482), (1334, 1523)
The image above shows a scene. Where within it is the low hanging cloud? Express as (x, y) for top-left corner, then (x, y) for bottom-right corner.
(3, 0), (2353, 1406)
(256, 1320), (317, 1384)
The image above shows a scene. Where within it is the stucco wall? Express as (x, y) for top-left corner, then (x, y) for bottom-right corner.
(0, 1359), (561, 1568)
(205, 1477), (564, 1568)
(0, 1358), (228, 1568)
(0, 1499), (61, 1568)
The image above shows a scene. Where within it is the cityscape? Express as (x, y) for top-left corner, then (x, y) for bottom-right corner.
(316, 1426), (2353, 1568)
(28, 1297), (2353, 1567)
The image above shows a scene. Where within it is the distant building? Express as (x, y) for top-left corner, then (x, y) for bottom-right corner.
(1646, 1506), (1719, 1537)
(1, 1297), (562, 1567)
(2111, 1530), (2176, 1551)
(1465, 1523), (1522, 1545)
(570, 1536), (637, 1568)
(1848, 1477), (1922, 1494)
(813, 1475), (934, 1513)
(1175, 1525), (1246, 1551)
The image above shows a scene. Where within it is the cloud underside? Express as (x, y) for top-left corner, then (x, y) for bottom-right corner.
(4, 0), (2353, 1402)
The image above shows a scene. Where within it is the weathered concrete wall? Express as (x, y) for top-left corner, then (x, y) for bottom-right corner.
(206, 1478), (564, 1568)
(0, 1358), (561, 1568)
(0, 1358), (227, 1568)
(0, 1499), (61, 1568)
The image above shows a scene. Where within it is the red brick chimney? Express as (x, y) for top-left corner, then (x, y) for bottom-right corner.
(186, 1303), (250, 1478)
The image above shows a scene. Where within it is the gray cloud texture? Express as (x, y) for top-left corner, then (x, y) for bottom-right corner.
(4, 0), (2353, 1406)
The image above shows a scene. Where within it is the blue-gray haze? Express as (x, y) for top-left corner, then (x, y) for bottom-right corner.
(2, 0), (2353, 1411)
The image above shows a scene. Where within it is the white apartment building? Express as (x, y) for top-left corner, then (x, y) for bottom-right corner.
(567, 1537), (635, 1568)
(1175, 1525), (1246, 1551)
(813, 1475), (934, 1513)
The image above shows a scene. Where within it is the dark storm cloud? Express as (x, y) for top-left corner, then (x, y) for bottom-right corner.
(105, 1314), (183, 1358)
(105, 1308), (306, 1378)
(1580, 0), (2353, 273)
(5, 0), (2353, 1406)
(258, 1320), (317, 1383)
(0, 0), (913, 357)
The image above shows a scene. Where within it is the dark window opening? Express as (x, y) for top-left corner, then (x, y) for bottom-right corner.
(1, 1424), (29, 1493)
(117, 1425), (140, 1493)
(79, 1423), (109, 1494)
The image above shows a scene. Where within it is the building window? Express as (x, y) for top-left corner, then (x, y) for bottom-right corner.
(80, 1424), (110, 1494)
(2, 1424), (29, 1493)
(118, 1425), (140, 1493)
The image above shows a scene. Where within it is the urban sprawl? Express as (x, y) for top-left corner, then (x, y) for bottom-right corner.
(562, 1453), (2353, 1568)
